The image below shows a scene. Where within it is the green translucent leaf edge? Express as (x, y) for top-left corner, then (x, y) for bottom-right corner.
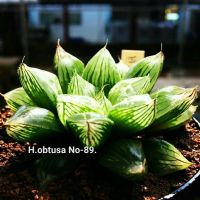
(152, 87), (197, 125)
(108, 94), (156, 134)
(54, 40), (85, 93)
(108, 76), (150, 105)
(1, 87), (36, 112)
(67, 72), (96, 97)
(57, 94), (103, 127)
(143, 138), (192, 176)
(124, 51), (164, 91)
(82, 45), (121, 90)
(18, 63), (62, 112)
(68, 112), (114, 148)
(156, 105), (197, 131)
(6, 106), (64, 142)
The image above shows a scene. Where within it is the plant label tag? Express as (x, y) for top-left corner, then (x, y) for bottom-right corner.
(121, 50), (145, 67)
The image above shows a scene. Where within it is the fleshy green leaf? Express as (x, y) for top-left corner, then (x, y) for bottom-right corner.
(108, 76), (150, 105)
(155, 105), (197, 131)
(68, 112), (113, 148)
(116, 60), (129, 78)
(100, 139), (147, 180)
(83, 45), (121, 92)
(95, 89), (112, 115)
(68, 73), (96, 97)
(0, 87), (35, 112)
(125, 51), (164, 91)
(57, 94), (103, 127)
(35, 154), (80, 186)
(108, 95), (155, 134)
(18, 63), (62, 112)
(151, 86), (197, 126)
(5, 106), (64, 142)
(143, 139), (192, 176)
(54, 41), (84, 93)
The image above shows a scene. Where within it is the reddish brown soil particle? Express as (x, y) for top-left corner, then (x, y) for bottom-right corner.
(0, 107), (199, 200)
(0, 107), (27, 167)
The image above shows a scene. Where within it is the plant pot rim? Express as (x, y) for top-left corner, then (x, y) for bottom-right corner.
(159, 117), (200, 200)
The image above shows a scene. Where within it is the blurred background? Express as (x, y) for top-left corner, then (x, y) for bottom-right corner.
(0, 0), (200, 92)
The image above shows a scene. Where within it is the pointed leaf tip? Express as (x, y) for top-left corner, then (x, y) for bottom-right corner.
(83, 46), (121, 92)
(54, 43), (84, 93)
(18, 63), (62, 112)
(57, 38), (60, 47)
(21, 56), (25, 64)
(143, 139), (192, 176)
(125, 51), (164, 91)
(105, 39), (108, 48)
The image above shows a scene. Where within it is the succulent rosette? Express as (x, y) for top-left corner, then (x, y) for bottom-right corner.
(0, 41), (197, 180)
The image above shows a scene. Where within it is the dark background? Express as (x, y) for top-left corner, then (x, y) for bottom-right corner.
(0, 0), (200, 93)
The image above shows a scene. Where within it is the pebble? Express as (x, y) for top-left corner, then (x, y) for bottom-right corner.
(0, 140), (4, 145)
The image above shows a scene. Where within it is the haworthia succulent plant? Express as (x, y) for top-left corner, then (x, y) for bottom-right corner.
(54, 40), (84, 93)
(5, 106), (64, 142)
(57, 94), (103, 127)
(68, 112), (114, 148)
(151, 86), (197, 126)
(100, 139), (147, 180)
(18, 63), (62, 112)
(125, 51), (164, 91)
(109, 94), (155, 134)
(0, 87), (35, 112)
(67, 73), (96, 97)
(143, 139), (192, 176)
(108, 76), (150, 105)
(2, 42), (197, 180)
(83, 45), (121, 92)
